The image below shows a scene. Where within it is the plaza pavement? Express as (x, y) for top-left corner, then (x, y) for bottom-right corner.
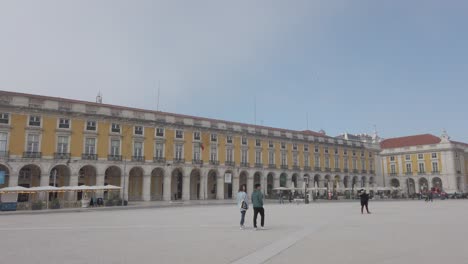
(0, 200), (466, 264)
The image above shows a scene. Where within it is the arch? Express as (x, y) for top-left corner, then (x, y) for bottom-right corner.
(419, 178), (429, 192)
(253, 171), (262, 191)
(239, 171), (248, 189)
(79, 165), (97, 186)
(128, 167), (144, 201)
(333, 175), (341, 189)
(291, 173), (299, 188)
(343, 176), (349, 188)
(408, 178), (416, 195)
(313, 174), (321, 187)
(189, 168), (201, 200)
(49, 164), (71, 201)
(104, 166), (122, 200)
(224, 170), (233, 199)
(150, 167), (164, 201)
(171, 168), (183, 200)
(0, 163), (10, 189)
(18, 164), (41, 202)
(280, 173), (287, 187)
(324, 175), (331, 188)
(352, 176), (359, 189)
(266, 172), (275, 197)
(432, 177), (443, 191)
(361, 176), (367, 188)
(369, 176), (376, 187)
(207, 169), (218, 200)
(390, 178), (400, 188)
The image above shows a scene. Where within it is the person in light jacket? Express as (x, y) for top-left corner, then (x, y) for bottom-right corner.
(237, 184), (249, 230)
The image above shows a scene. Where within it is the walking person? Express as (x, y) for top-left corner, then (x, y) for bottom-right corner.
(237, 184), (249, 230)
(359, 189), (371, 214)
(252, 184), (265, 230)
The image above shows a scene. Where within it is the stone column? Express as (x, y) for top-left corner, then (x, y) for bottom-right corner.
(286, 174), (292, 189)
(121, 173), (129, 201)
(232, 173), (239, 200)
(247, 174), (254, 196)
(8, 171), (18, 187)
(182, 174), (190, 201)
(142, 175), (151, 201)
(216, 173), (224, 200)
(199, 173), (206, 200)
(274, 175), (280, 189)
(39, 173), (50, 200)
(163, 172), (171, 201)
(68, 173), (79, 201)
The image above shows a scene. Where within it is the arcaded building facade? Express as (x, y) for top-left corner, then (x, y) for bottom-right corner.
(0, 91), (382, 201)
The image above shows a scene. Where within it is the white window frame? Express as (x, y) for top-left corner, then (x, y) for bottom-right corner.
(304, 144), (309, 152)
(269, 141), (274, 148)
(256, 139), (261, 147)
(109, 138), (121, 156)
(134, 125), (144, 136)
(193, 131), (201, 141)
(418, 153), (424, 160)
(155, 142), (165, 158)
(405, 154), (411, 161)
(226, 135), (233, 144)
(325, 156), (330, 168)
(334, 156), (339, 169)
(314, 155), (320, 167)
(56, 135), (70, 153)
(28, 115), (42, 127)
(304, 153), (309, 167)
(210, 133), (217, 142)
(241, 149), (248, 163)
(293, 152), (298, 166)
(432, 162), (439, 172)
(175, 129), (184, 139)
(241, 136), (247, 146)
(84, 137), (97, 155)
(390, 164), (396, 174)
(431, 153), (437, 159)
(268, 151), (275, 165)
(0, 113), (9, 124)
(175, 143), (184, 160)
(156, 128), (165, 138)
(281, 151), (287, 166)
(86, 120), (97, 131)
(111, 123), (121, 134)
(406, 163), (412, 173)
(58, 118), (71, 129)
(210, 145), (218, 161)
(292, 143), (297, 151)
(281, 142), (286, 150)
(25, 133), (41, 153)
(133, 141), (144, 157)
(418, 162), (425, 173)
(255, 150), (262, 164)
(0, 131), (9, 153)
(226, 148), (233, 162)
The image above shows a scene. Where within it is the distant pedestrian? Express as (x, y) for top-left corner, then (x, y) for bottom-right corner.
(429, 191), (434, 202)
(359, 189), (371, 214)
(237, 184), (249, 230)
(252, 184), (265, 230)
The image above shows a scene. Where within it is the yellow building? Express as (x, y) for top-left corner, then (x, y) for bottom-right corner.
(380, 133), (468, 194)
(0, 90), (381, 201)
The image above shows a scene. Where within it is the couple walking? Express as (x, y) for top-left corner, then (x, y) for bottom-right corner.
(237, 184), (265, 230)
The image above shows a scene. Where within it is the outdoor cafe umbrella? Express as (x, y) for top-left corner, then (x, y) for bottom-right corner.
(29, 186), (62, 209)
(0, 186), (30, 193)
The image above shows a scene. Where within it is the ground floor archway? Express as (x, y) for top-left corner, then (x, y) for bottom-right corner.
(207, 170), (217, 200)
(280, 173), (287, 187)
(267, 172), (274, 198)
(151, 168), (164, 201)
(390, 178), (400, 188)
(190, 169), (201, 200)
(104, 166), (121, 200)
(432, 177), (443, 191)
(128, 167), (143, 201)
(171, 168), (183, 200)
(224, 170), (233, 199)
(49, 165), (71, 201)
(419, 178), (429, 192)
(18, 164), (41, 202)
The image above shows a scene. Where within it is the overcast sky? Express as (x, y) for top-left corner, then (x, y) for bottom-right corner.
(1, 0), (467, 141)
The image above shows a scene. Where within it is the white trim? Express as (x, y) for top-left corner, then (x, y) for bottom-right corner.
(109, 137), (122, 156)
(24, 132), (42, 153)
(134, 125), (144, 136)
(193, 131), (201, 141)
(27, 114), (42, 128)
(55, 134), (71, 153)
(110, 122), (121, 134)
(0, 130), (10, 153)
(85, 119), (98, 132)
(132, 139), (144, 157)
(57, 117), (71, 130)
(83, 136), (98, 155)
(155, 127), (165, 138)
(0, 112), (10, 125)
(175, 129), (184, 140)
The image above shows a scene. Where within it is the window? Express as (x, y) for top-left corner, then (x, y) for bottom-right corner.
(325, 157), (330, 168)
(193, 144), (201, 160)
(324, 147), (329, 154)
(269, 141), (274, 148)
(268, 151), (275, 165)
(406, 163), (412, 173)
(0, 132), (7, 153)
(226, 135), (232, 144)
(175, 130), (183, 139)
(0, 113), (9, 124)
(84, 138), (96, 154)
(304, 144), (309, 152)
(293, 143), (297, 151)
(155, 143), (164, 158)
(241, 137), (247, 145)
(361, 159), (366, 170)
(390, 156), (395, 161)
(361, 151), (365, 157)
(304, 153), (309, 167)
(418, 163), (425, 173)
(86, 120), (96, 131)
(59, 118), (70, 129)
(293, 152), (298, 166)
(29, 116), (41, 126)
(344, 158), (349, 169)
(241, 149), (248, 163)
(56, 136), (69, 153)
(352, 159), (357, 170)
(281, 142), (286, 149)
(334, 148), (339, 155)
(343, 149), (348, 155)
(352, 150), (356, 157)
(369, 152), (373, 158)
(281, 151), (287, 166)
(432, 162), (439, 172)
(314, 145), (319, 153)
(156, 128), (165, 137)
(210, 145), (218, 161)
(390, 164), (396, 174)
(405, 155), (411, 161)
(226, 148), (233, 162)
(255, 150), (262, 164)
(27, 134), (40, 152)
(134, 126), (143, 135)
(334, 157), (339, 169)
(256, 139), (261, 147)
(110, 139), (120, 155)
(211, 133), (217, 142)
(431, 153), (437, 159)
(193, 131), (201, 141)
(369, 161), (374, 171)
(111, 123), (121, 133)
(418, 154), (424, 160)
(314, 155), (320, 167)
(134, 141), (143, 157)
(175, 144), (184, 160)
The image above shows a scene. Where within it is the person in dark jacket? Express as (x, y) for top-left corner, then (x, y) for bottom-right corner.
(251, 184), (265, 230)
(359, 189), (371, 214)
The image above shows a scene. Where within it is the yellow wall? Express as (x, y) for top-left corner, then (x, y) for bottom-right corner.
(97, 121), (109, 158)
(144, 127), (154, 159)
(41, 116), (56, 156)
(218, 134), (226, 163)
(165, 129), (175, 161)
(9, 113), (26, 155)
(70, 119), (84, 158)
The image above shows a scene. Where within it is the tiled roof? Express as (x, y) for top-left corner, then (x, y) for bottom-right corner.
(0, 90), (328, 138)
(380, 134), (441, 149)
